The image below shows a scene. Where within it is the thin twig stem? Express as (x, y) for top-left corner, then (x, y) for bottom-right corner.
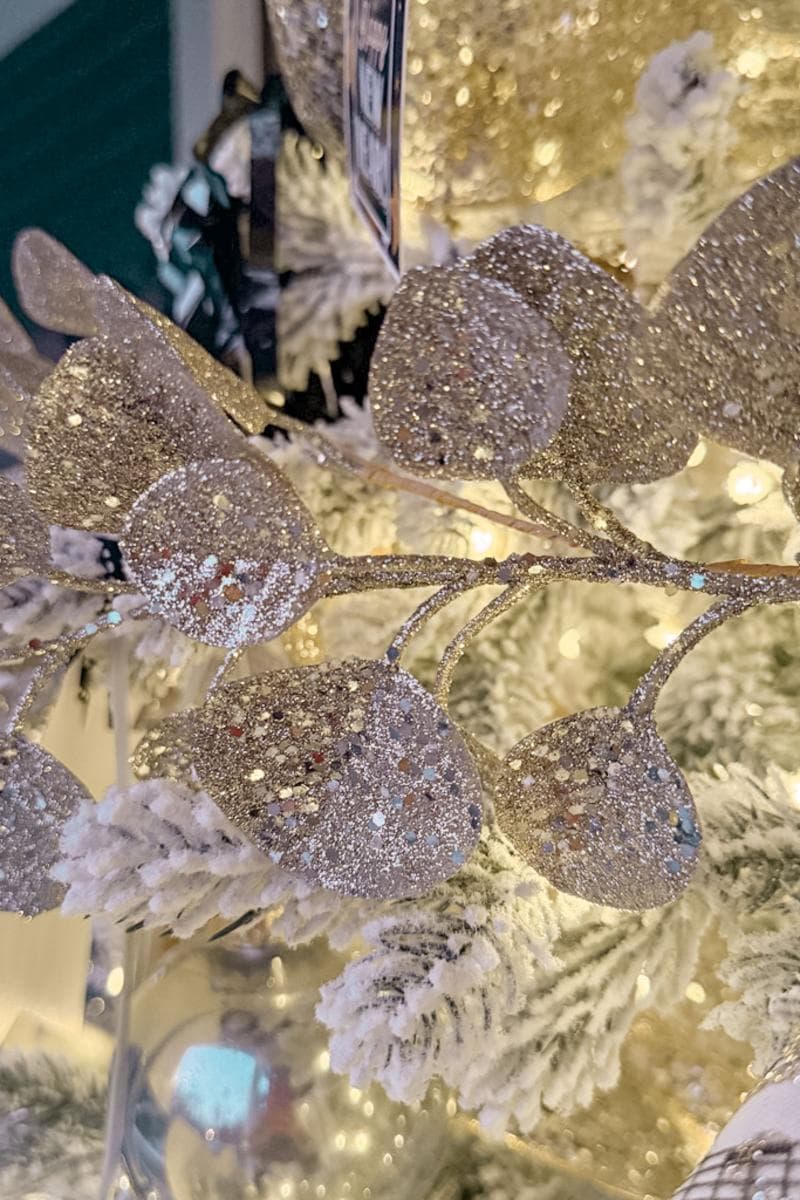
(435, 579), (543, 707)
(627, 596), (756, 715)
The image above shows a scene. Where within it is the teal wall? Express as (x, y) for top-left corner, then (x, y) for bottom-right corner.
(0, 0), (172, 322)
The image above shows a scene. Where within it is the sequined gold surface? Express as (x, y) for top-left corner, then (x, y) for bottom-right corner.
(0, 735), (88, 916)
(266, 1), (800, 236)
(122, 457), (331, 649)
(495, 706), (700, 908)
(183, 659), (482, 898)
(369, 263), (571, 479)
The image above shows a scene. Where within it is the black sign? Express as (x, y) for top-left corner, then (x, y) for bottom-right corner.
(345, 0), (408, 276)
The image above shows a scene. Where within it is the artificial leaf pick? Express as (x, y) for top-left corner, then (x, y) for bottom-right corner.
(0, 298), (49, 459)
(25, 338), (235, 532)
(121, 456), (333, 649)
(13, 229), (270, 437)
(91, 273), (270, 436)
(0, 734), (89, 916)
(494, 598), (751, 909)
(642, 155), (800, 467)
(168, 659), (482, 899)
(369, 262), (572, 479)
(467, 224), (697, 485)
(494, 705), (701, 910)
(11, 228), (100, 337)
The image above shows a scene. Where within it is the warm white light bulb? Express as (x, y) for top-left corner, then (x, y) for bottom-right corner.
(469, 527), (494, 554)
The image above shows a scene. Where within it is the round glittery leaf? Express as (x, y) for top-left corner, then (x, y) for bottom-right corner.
(12, 229), (100, 337)
(370, 263), (571, 480)
(641, 156), (800, 466)
(0, 474), (51, 585)
(468, 225), (696, 483)
(495, 706), (701, 910)
(92, 278), (270, 436)
(121, 457), (331, 649)
(25, 338), (237, 531)
(0, 735), (89, 916)
(186, 659), (483, 898)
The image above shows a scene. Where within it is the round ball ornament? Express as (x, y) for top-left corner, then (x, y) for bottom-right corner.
(118, 938), (453, 1200)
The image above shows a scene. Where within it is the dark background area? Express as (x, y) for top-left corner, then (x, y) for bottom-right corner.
(0, 0), (171, 330)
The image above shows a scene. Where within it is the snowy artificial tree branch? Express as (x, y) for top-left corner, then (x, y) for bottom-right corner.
(0, 1051), (106, 1198)
(54, 779), (374, 945)
(622, 32), (739, 293)
(318, 873), (704, 1134)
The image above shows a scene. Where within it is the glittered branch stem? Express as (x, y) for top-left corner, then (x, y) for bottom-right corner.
(347, 454), (567, 542)
(503, 475), (597, 551)
(329, 549), (800, 606)
(206, 646), (245, 693)
(627, 596), (756, 716)
(385, 581), (468, 664)
(258, 413), (569, 543)
(2, 606), (149, 730)
(562, 471), (665, 560)
(327, 553), (499, 595)
(435, 579), (544, 707)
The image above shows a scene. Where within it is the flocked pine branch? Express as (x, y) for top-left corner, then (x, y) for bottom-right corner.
(54, 779), (374, 945)
(690, 766), (800, 1067)
(318, 877), (704, 1134)
(53, 762), (800, 1133)
(622, 32), (739, 292)
(0, 1051), (106, 1199)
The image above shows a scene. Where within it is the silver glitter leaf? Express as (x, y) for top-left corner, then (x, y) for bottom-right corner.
(12, 229), (100, 337)
(469, 225), (696, 483)
(121, 456), (332, 649)
(0, 297), (36, 357)
(92, 277), (270, 436)
(25, 338), (235, 532)
(642, 156), (800, 466)
(14, 230), (268, 436)
(370, 263), (572, 479)
(185, 659), (483, 898)
(495, 706), (701, 910)
(0, 474), (51, 584)
(0, 735), (89, 916)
